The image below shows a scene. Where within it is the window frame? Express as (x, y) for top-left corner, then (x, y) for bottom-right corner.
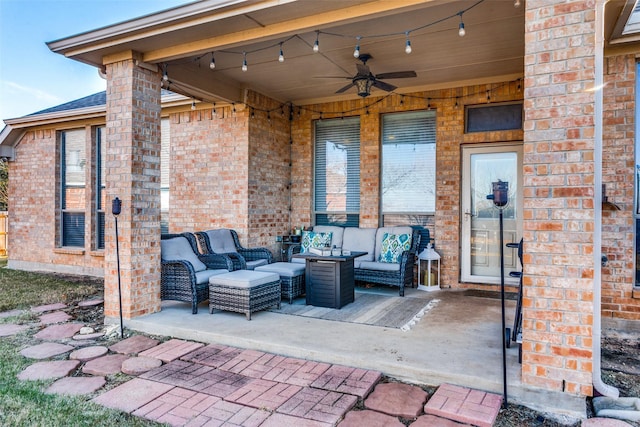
(313, 116), (361, 227)
(59, 128), (87, 248)
(380, 110), (437, 226)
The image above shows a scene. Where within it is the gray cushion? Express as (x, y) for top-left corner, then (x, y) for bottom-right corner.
(255, 262), (305, 277)
(209, 270), (280, 288)
(195, 269), (229, 285)
(375, 227), (413, 261)
(357, 261), (401, 272)
(313, 226), (344, 249)
(161, 237), (207, 272)
(290, 257), (305, 265)
(205, 229), (238, 254)
(342, 228), (377, 262)
(246, 259), (269, 270)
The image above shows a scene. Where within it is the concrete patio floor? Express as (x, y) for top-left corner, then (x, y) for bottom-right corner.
(119, 286), (586, 418)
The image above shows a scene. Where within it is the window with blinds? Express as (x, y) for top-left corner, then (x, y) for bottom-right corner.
(61, 128), (86, 247)
(160, 118), (170, 234)
(381, 111), (436, 223)
(314, 117), (360, 227)
(96, 127), (105, 249)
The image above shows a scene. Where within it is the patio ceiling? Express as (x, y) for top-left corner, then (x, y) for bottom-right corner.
(47, 0), (638, 106)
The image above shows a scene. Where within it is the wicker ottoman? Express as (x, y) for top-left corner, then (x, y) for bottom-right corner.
(255, 262), (305, 304)
(209, 270), (281, 320)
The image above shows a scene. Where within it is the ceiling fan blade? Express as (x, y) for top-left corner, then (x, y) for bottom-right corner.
(314, 76), (352, 79)
(372, 80), (397, 92)
(356, 63), (370, 76)
(335, 82), (355, 94)
(375, 71), (417, 79)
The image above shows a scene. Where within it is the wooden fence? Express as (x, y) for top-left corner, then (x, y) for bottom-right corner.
(0, 212), (7, 257)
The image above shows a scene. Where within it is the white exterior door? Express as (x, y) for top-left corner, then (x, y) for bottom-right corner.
(461, 143), (523, 284)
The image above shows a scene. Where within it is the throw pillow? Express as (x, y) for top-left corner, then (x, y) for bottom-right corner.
(301, 231), (333, 253)
(378, 233), (412, 263)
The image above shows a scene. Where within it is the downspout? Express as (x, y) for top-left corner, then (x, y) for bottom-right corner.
(593, 0), (619, 399)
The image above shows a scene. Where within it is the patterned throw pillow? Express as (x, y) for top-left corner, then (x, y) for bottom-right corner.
(301, 231), (333, 253)
(378, 233), (412, 263)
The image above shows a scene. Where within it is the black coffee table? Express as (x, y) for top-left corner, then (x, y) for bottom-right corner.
(292, 251), (367, 309)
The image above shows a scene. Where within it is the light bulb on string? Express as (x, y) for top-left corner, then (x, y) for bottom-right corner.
(209, 53), (215, 70)
(278, 43), (285, 63)
(458, 14), (466, 37)
(404, 32), (412, 54)
(191, 99), (196, 110)
(242, 52), (248, 72)
(514, 0), (521, 7)
(353, 36), (361, 58)
(313, 31), (320, 53)
(162, 66), (169, 81)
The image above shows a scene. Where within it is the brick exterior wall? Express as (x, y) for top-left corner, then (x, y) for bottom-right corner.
(168, 90), (290, 254)
(522, 1), (597, 396)
(290, 81), (523, 288)
(104, 57), (162, 319)
(602, 54), (639, 320)
(8, 125), (105, 276)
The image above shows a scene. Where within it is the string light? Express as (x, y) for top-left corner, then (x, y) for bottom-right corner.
(162, 65), (169, 81)
(242, 52), (248, 72)
(250, 108), (255, 119)
(514, 0), (521, 7)
(404, 32), (412, 54)
(353, 36), (361, 58)
(313, 31), (320, 53)
(191, 99), (196, 110)
(209, 53), (215, 70)
(278, 43), (285, 63)
(427, 98), (431, 110)
(458, 13), (466, 37)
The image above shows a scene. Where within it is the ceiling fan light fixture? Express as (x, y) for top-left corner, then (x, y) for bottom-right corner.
(354, 77), (372, 97)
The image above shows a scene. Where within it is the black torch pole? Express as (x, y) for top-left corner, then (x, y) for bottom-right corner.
(112, 197), (123, 338)
(488, 180), (509, 408)
(499, 205), (508, 408)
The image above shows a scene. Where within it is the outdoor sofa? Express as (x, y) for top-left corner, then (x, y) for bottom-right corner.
(160, 233), (234, 314)
(288, 226), (421, 296)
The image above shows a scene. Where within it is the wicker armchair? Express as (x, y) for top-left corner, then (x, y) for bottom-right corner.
(160, 233), (233, 314)
(195, 229), (274, 270)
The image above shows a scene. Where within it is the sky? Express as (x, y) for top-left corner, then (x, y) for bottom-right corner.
(0, 0), (192, 122)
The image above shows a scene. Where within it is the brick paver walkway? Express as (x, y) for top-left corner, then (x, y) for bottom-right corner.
(3, 300), (507, 426)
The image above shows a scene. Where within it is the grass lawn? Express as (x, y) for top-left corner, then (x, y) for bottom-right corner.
(0, 264), (163, 426)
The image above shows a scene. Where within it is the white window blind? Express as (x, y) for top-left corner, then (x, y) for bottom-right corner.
(382, 111), (436, 214)
(160, 118), (170, 233)
(61, 128), (86, 247)
(314, 117), (360, 226)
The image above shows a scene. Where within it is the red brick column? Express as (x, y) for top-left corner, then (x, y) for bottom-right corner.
(522, 1), (596, 396)
(104, 54), (162, 319)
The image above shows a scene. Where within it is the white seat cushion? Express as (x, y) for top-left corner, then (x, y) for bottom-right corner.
(161, 237), (207, 272)
(209, 270), (280, 288)
(246, 259), (269, 270)
(255, 262), (305, 277)
(357, 261), (400, 272)
(290, 257), (305, 265)
(205, 229), (238, 254)
(195, 269), (229, 285)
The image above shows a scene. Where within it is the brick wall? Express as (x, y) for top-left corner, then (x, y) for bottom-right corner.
(290, 82), (523, 288)
(168, 91), (290, 254)
(8, 125), (105, 276)
(602, 54), (639, 320)
(104, 57), (162, 319)
(522, 1), (596, 396)
(169, 105), (249, 234)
